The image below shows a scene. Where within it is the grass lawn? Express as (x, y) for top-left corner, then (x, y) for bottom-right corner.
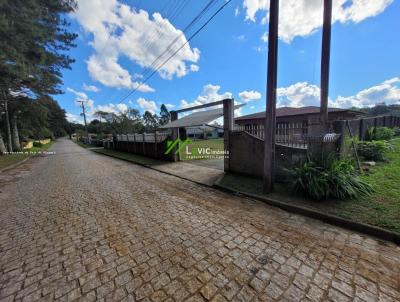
(0, 141), (55, 171)
(180, 138), (224, 161)
(218, 138), (400, 234)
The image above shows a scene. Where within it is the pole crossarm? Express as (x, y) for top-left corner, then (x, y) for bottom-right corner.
(173, 98), (232, 114)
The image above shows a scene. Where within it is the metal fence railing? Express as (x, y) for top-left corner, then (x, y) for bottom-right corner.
(116, 132), (169, 143)
(234, 123), (308, 149)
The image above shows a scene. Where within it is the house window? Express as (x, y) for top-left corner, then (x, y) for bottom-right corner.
(302, 121), (308, 134)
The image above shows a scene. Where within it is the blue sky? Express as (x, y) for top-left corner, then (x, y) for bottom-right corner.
(57, 0), (400, 123)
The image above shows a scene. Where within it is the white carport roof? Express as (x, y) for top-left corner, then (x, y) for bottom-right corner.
(158, 104), (244, 129)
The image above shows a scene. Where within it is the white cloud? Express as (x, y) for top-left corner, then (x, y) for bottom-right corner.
(332, 77), (400, 108)
(137, 97), (158, 113)
(82, 83), (100, 92)
(67, 88), (95, 110)
(73, 0), (200, 90)
(276, 77), (400, 108)
(235, 6), (240, 17)
(133, 73), (143, 80)
(239, 90), (262, 102)
(180, 84), (233, 109)
(253, 45), (266, 52)
(243, 0), (393, 43)
(235, 34), (246, 42)
(95, 103), (128, 114)
(190, 64), (199, 72)
(277, 82), (321, 107)
(261, 32), (268, 43)
(66, 113), (83, 124)
(87, 56), (154, 92)
(165, 103), (175, 109)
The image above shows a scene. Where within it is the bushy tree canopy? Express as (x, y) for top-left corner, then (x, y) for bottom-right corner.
(0, 0), (77, 97)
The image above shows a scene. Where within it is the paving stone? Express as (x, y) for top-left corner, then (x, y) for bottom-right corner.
(115, 271), (133, 287)
(81, 277), (101, 294)
(200, 283), (218, 300)
(0, 139), (399, 302)
(265, 282), (284, 300)
(136, 283), (154, 300)
(236, 285), (255, 302)
(186, 278), (203, 294)
(306, 284), (324, 302)
(96, 280), (115, 298)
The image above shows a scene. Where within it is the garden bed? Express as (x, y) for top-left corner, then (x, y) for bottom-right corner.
(218, 139), (400, 234)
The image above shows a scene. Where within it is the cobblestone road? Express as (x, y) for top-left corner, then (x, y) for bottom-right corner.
(0, 139), (399, 302)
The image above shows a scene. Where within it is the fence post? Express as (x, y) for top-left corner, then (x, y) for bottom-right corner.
(223, 99), (234, 172)
(359, 118), (365, 140)
(332, 120), (346, 157)
(170, 111), (179, 162)
(113, 134), (118, 150)
(155, 131), (158, 158)
(142, 133), (146, 155)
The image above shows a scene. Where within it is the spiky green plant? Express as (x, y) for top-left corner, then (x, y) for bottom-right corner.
(289, 156), (373, 200)
(357, 140), (393, 161)
(365, 127), (395, 141)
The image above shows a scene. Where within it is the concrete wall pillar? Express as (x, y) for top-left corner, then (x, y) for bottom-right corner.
(170, 111), (179, 162)
(333, 120), (346, 157)
(223, 99), (234, 172)
(307, 116), (328, 157)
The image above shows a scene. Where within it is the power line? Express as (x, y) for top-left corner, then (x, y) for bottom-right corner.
(139, 0), (218, 81)
(97, 0), (191, 105)
(118, 0), (232, 104)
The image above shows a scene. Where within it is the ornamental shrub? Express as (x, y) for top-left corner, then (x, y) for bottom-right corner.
(357, 140), (393, 161)
(289, 156), (373, 200)
(365, 127), (395, 141)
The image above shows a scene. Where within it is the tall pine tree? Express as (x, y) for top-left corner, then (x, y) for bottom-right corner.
(0, 0), (77, 152)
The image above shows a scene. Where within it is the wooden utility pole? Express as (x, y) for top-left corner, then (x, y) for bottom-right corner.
(320, 0), (332, 125)
(77, 100), (89, 142)
(263, 0), (279, 193)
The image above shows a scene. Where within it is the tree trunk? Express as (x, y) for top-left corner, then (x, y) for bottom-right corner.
(0, 103), (6, 154)
(0, 132), (6, 155)
(11, 116), (21, 151)
(4, 99), (13, 152)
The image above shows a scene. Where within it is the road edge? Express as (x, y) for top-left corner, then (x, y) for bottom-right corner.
(88, 146), (400, 245)
(0, 156), (31, 174)
(213, 181), (400, 245)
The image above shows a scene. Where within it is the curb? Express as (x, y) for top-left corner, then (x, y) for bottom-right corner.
(0, 156), (31, 174)
(90, 148), (400, 245)
(92, 149), (214, 189)
(213, 182), (400, 245)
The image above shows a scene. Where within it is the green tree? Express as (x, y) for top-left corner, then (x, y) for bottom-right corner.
(143, 111), (159, 132)
(94, 108), (145, 134)
(37, 96), (69, 137)
(159, 104), (170, 125)
(0, 0), (77, 152)
(0, 0), (77, 96)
